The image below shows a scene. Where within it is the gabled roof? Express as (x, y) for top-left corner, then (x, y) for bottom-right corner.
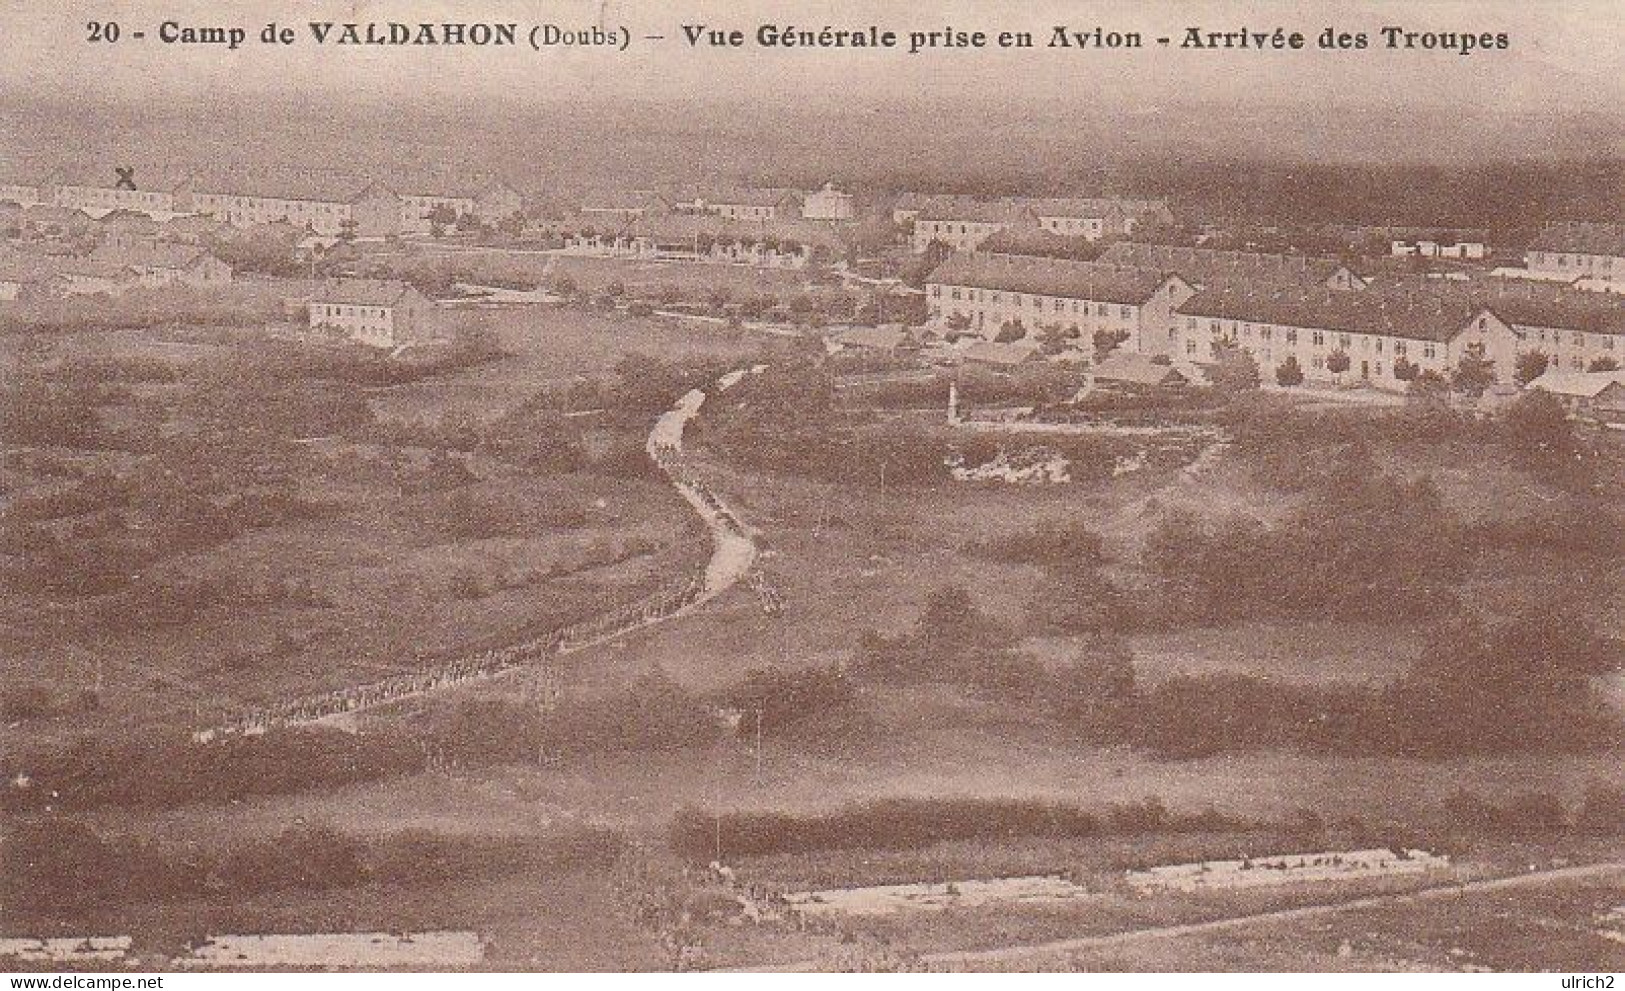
(1529, 221), (1625, 257)
(46, 164), (196, 192)
(86, 240), (216, 271)
(671, 187), (801, 208)
(916, 199), (1034, 224)
(976, 225), (1103, 261)
(926, 253), (1179, 306)
(1091, 352), (1198, 385)
(1528, 368), (1625, 398)
(311, 278), (426, 307)
(1100, 242), (1356, 291)
(20, 204), (92, 224)
(1176, 284), (1493, 343)
(963, 339), (1043, 365)
(187, 170), (393, 203)
(1368, 275), (1625, 337)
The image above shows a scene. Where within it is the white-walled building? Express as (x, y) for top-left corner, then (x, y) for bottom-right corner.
(1171, 285), (1521, 391)
(57, 241), (232, 295)
(1525, 222), (1625, 286)
(913, 200), (1034, 253)
(1392, 239), (1487, 260)
(667, 188), (802, 222)
(1100, 242), (1367, 292)
(925, 253), (1195, 352)
(1527, 368), (1625, 420)
(801, 182), (855, 221)
(1028, 197), (1173, 240)
(181, 172), (402, 237)
(398, 178), (523, 233)
(308, 279), (434, 349)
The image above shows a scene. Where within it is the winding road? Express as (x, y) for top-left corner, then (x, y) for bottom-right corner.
(193, 367), (764, 740)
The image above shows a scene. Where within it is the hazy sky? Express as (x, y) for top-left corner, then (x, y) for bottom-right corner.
(3, 0), (1622, 118)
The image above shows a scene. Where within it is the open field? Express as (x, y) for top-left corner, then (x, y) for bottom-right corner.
(0, 304), (749, 739)
(7, 301), (1625, 971)
(365, 305), (769, 423)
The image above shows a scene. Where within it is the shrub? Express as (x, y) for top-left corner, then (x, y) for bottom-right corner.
(1275, 356), (1305, 387)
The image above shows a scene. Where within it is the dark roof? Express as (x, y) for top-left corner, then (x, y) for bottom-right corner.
(86, 241), (216, 271)
(1529, 222), (1625, 257)
(1026, 197), (1168, 219)
(916, 199), (1034, 224)
(963, 339), (1043, 365)
(1100, 242), (1354, 291)
(1176, 284), (1491, 343)
(1092, 352), (1193, 385)
(312, 279), (425, 307)
(976, 225), (1103, 261)
(187, 170), (390, 203)
(926, 253), (1177, 305)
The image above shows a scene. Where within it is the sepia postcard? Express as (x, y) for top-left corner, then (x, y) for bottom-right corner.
(1, 0), (1623, 980)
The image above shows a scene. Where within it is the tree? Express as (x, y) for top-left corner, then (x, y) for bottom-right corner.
(1092, 328), (1130, 359)
(994, 319), (1027, 343)
(1210, 342), (1261, 392)
(1587, 356), (1621, 372)
(944, 313), (972, 335)
(426, 203), (457, 237)
(1451, 350), (1497, 397)
(1039, 323), (1078, 356)
(1275, 355), (1305, 387)
(1324, 349), (1351, 383)
(1407, 369), (1450, 405)
(1515, 350), (1550, 387)
(336, 218), (358, 244)
(1392, 355), (1419, 382)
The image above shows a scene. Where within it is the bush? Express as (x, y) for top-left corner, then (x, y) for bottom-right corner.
(964, 521), (1104, 568)
(668, 796), (1244, 862)
(714, 666), (855, 735)
(1274, 356), (1305, 387)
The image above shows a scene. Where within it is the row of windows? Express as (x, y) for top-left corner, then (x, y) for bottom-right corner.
(314, 304), (393, 319)
(1184, 317), (1446, 356)
(1183, 335), (1441, 372)
(1526, 327), (1616, 349)
(1534, 252), (1619, 270)
(936, 286), (1137, 318)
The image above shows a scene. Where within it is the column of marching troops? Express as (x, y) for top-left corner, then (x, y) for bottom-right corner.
(196, 385), (747, 742)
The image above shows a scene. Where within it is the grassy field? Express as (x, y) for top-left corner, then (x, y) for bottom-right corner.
(366, 305), (770, 423)
(8, 309), (1625, 970)
(0, 302), (750, 739)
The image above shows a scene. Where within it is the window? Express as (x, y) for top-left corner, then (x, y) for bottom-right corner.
(1186, 340), (1197, 355)
(1098, 304), (1109, 317)
(1375, 338), (1383, 353)
(1312, 355), (1325, 369)
(1339, 334), (1351, 348)
(1260, 327), (1272, 340)
(1395, 340), (1407, 355)
(1312, 331), (1325, 346)
(1120, 306), (1131, 319)
(1423, 344), (1437, 359)
(1285, 329), (1297, 344)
